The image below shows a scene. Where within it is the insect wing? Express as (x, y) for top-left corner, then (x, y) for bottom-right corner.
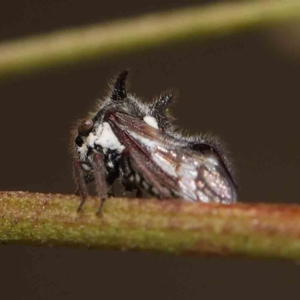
(152, 145), (236, 204)
(107, 112), (237, 204)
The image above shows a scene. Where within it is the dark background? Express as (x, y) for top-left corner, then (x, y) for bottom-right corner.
(1, 1), (300, 299)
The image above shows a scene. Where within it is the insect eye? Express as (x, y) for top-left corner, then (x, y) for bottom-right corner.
(78, 119), (94, 136)
(75, 136), (84, 147)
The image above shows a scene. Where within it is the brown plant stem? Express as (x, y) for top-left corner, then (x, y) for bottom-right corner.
(1, 191), (300, 260)
(0, 1), (300, 79)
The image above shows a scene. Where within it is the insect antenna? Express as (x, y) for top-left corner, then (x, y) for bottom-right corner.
(111, 70), (129, 101)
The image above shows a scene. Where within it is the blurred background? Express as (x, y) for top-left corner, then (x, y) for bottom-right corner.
(1, 0), (300, 299)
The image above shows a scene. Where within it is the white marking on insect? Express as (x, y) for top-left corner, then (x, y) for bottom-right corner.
(87, 132), (97, 148)
(81, 164), (91, 171)
(182, 177), (197, 191)
(77, 144), (88, 160)
(143, 116), (158, 129)
(88, 122), (125, 154)
(129, 132), (157, 149)
(196, 190), (210, 203)
(177, 163), (197, 179)
(203, 169), (231, 199)
(152, 151), (178, 178)
(170, 151), (177, 158)
(135, 173), (141, 182)
(206, 156), (219, 166)
(178, 180), (196, 201)
(142, 181), (149, 188)
(157, 145), (168, 153)
(107, 161), (114, 168)
(152, 187), (158, 194)
(197, 180), (205, 189)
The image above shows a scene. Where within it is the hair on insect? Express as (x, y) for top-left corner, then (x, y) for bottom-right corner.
(71, 70), (237, 214)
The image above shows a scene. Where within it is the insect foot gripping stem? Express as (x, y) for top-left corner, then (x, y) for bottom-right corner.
(71, 71), (237, 214)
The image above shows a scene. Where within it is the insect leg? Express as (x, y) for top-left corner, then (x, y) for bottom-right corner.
(136, 189), (143, 198)
(108, 185), (115, 197)
(73, 160), (88, 212)
(92, 153), (108, 215)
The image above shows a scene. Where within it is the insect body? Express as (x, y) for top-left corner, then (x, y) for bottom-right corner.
(72, 71), (237, 213)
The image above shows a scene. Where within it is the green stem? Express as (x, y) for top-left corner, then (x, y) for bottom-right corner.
(2, 191), (300, 260)
(1, 1), (300, 79)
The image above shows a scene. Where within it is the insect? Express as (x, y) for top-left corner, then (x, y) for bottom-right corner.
(72, 71), (237, 214)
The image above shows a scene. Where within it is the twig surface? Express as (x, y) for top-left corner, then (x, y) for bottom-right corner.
(1, 191), (300, 260)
